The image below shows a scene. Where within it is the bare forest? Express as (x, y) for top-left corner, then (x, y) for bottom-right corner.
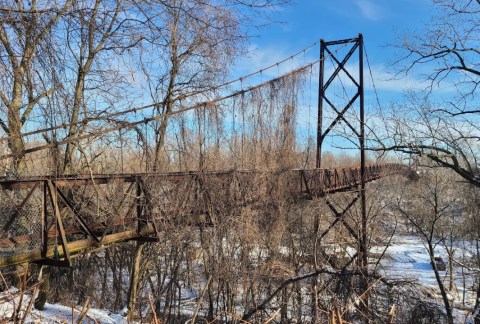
(0, 0), (480, 323)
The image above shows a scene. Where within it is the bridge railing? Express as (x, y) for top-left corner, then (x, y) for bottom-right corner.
(299, 163), (416, 196)
(0, 163), (416, 268)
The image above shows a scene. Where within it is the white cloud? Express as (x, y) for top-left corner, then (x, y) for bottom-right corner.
(366, 64), (426, 92)
(353, 0), (385, 21)
(233, 45), (455, 97)
(366, 64), (457, 94)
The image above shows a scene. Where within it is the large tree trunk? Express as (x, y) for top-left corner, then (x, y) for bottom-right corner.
(34, 266), (50, 310)
(7, 69), (27, 175)
(127, 241), (145, 319)
(63, 72), (85, 174)
(152, 3), (180, 172)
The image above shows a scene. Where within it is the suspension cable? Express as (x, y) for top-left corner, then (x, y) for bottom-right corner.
(363, 43), (382, 110)
(0, 40), (355, 160)
(0, 62), (318, 161)
(0, 41), (321, 144)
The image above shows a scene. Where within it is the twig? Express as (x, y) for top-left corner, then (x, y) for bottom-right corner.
(189, 275), (212, 324)
(76, 297), (90, 323)
(387, 304), (396, 324)
(13, 265), (28, 323)
(242, 268), (334, 321)
(332, 303), (343, 324)
(452, 258), (480, 273)
(147, 294), (159, 324)
(71, 302), (99, 324)
(21, 277), (43, 324)
(262, 308), (281, 324)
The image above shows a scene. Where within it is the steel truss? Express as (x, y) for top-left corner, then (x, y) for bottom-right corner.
(316, 34), (371, 318)
(0, 164), (415, 269)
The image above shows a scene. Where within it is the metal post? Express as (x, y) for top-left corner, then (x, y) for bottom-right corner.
(316, 40), (325, 169)
(359, 33), (369, 321)
(359, 33), (367, 269)
(42, 181), (48, 258)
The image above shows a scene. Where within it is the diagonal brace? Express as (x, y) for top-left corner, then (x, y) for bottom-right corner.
(301, 170), (312, 198)
(325, 46), (360, 88)
(323, 42), (359, 91)
(324, 96), (360, 138)
(320, 92), (360, 141)
(325, 196), (360, 241)
(319, 194), (359, 241)
(53, 183), (100, 243)
(46, 180), (71, 263)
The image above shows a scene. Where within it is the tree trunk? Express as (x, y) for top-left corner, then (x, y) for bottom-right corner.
(448, 249), (454, 292)
(295, 284), (302, 323)
(127, 241), (145, 318)
(63, 67), (89, 174)
(34, 266), (50, 310)
(475, 274), (480, 324)
(152, 3), (180, 172)
(281, 287), (287, 322)
(428, 242), (454, 324)
(8, 75), (26, 175)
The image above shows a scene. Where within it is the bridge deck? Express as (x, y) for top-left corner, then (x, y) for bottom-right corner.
(0, 163), (415, 268)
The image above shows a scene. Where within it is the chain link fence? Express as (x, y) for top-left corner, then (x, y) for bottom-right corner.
(0, 205), (42, 258)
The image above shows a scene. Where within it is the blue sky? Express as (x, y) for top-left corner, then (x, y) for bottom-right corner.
(234, 0), (435, 97)
(231, 0), (438, 154)
(256, 0), (433, 59)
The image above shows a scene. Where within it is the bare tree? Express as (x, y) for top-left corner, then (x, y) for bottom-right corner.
(0, 1), (72, 174)
(61, 0), (141, 174)
(373, 93), (480, 187)
(375, 0), (480, 186)
(394, 167), (461, 324)
(137, 0), (289, 172)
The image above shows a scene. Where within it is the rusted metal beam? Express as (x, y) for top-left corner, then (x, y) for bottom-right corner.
(46, 180), (71, 264)
(319, 195), (359, 242)
(0, 225), (157, 268)
(0, 164), (416, 269)
(0, 164), (414, 191)
(0, 171), (242, 190)
(325, 198), (360, 241)
(53, 184), (100, 243)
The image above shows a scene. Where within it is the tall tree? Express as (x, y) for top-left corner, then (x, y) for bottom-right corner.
(395, 168), (460, 324)
(374, 0), (480, 186)
(61, 0), (143, 174)
(138, 0), (288, 172)
(0, 1), (72, 174)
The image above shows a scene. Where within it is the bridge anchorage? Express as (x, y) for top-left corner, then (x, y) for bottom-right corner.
(0, 34), (417, 320)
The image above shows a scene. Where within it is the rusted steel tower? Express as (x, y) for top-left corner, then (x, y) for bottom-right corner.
(316, 33), (369, 318)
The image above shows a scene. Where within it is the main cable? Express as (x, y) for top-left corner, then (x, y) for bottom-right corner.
(0, 40), (355, 160)
(0, 62), (319, 161)
(0, 40), (321, 144)
(364, 43), (382, 111)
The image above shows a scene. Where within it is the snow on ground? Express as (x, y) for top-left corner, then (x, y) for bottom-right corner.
(1, 223), (479, 322)
(379, 232), (477, 301)
(30, 303), (127, 323)
(378, 234), (442, 287)
(374, 227), (478, 322)
(0, 291), (128, 323)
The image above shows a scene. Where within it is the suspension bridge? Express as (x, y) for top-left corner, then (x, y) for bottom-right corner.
(0, 34), (416, 270)
(0, 163), (416, 268)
